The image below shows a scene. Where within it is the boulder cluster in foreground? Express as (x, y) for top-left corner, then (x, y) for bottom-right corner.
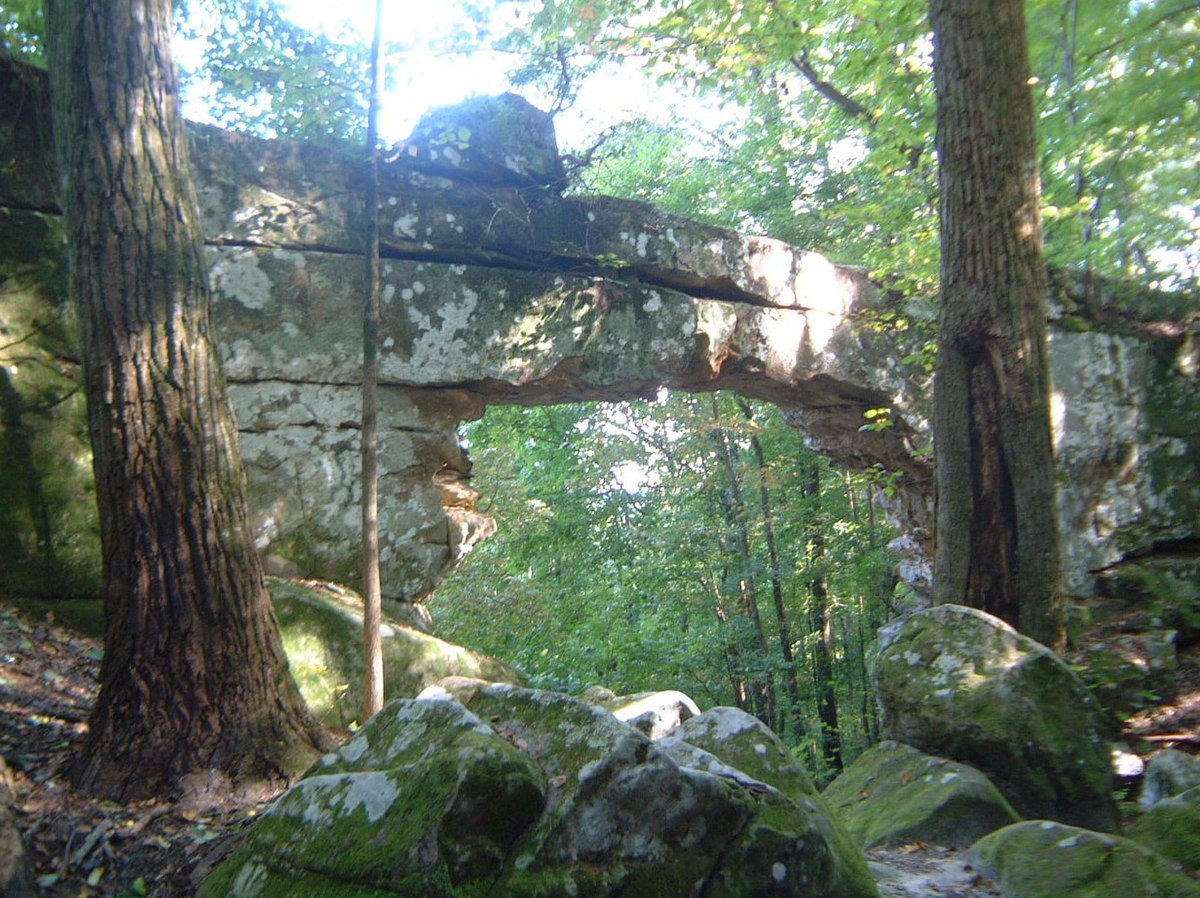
(200, 604), (1200, 898)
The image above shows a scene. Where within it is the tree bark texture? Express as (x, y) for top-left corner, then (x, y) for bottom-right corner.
(930, 0), (1065, 649)
(44, 0), (327, 801)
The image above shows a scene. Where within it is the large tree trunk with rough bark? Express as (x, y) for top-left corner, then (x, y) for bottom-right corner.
(930, 0), (1065, 650)
(45, 0), (328, 802)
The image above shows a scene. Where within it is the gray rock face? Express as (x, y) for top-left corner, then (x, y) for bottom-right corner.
(0, 54), (1197, 608)
(873, 605), (1118, 831)
(202, 686), (880, 897)
(1141, 748), (1200, 808)
(822, 741), (1021, 848)
(393, 93), (567, 189)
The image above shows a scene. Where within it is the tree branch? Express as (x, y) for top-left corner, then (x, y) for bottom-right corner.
(790, 51), (870, 120)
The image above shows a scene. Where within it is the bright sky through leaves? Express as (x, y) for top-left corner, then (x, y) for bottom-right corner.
(222, 0), (731, 149)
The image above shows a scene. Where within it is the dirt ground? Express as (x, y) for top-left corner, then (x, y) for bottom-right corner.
(2, 598), (1197, 897)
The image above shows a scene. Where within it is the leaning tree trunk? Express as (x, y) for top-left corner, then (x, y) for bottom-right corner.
(930, 0), (1065, 650)
(45, 0), (328, 802)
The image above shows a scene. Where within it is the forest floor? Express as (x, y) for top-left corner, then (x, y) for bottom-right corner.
(1, 596), (1198, 898)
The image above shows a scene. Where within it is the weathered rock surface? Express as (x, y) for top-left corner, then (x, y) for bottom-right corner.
(1, 54), (1197, 609)
(822, 741), (1021, 849)
(969, 820), (1200, 898)
(1127, 783), (1200, 872)
(199, 697), (549, 897)
(202, 684), (880, 897)
(270, 579), (521, 727)
(873, 605), (1118, 831)
(1140, 748), (1200, 808)
(606, 688), (702, 739)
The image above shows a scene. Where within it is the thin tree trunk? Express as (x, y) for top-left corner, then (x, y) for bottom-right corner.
(736, 397), (801, 740)
(45, 0), (327, 801)
(710, 396), (777, 728)
(360, 0), (385, 723)
(803, 459), (842, 772)
(930, 0), (1066, 650)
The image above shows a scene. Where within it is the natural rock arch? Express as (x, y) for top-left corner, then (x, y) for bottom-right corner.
(0, 57), (1196, 611)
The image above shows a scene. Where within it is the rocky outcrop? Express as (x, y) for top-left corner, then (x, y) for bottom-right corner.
(873, 605), (1118, 831)
(201, 686), (880, 897)
(822, 741), (1020, 849)
(1127, 783), (1200, 872)
(1, 54), (1197, 608)
(969, 820), (1200, 898)
(1140, 748), (1200, 808)
(269, 579), (522, 727)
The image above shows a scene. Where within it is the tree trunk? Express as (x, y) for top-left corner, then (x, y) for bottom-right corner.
(803, 460), (842, 772)
(737, 397), (802, 740)
(710, 396), (777, 729)
(45, 0), (328, 802)
(360, 0), (385, 723)
(930, 0), (1065, 650)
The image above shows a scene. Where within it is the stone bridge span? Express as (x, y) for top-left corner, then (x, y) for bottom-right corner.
(1, 61), (1195, 609)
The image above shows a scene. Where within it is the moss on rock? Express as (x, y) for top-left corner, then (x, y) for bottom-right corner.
(822, 740), (1021, 848)
(270, 579), (522, 727)
(874, 605), (1117, 831)
(970, 820), (1200, 898)
(1127, 785), (1200, 872)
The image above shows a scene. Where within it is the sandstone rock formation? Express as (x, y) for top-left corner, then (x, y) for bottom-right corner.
(201, 686), (880, 897)
(873, 605), (1117, 831)
(970, 820), (1200, 898)
(1, 54), (1197, 610)
(822, 740), (1020, 849)
(269, 579), (522, 727)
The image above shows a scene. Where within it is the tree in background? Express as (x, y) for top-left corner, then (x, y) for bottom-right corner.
(44, 0), (327, 801)
(929, 0), (1064, 648)
(429, 393), (897, 767)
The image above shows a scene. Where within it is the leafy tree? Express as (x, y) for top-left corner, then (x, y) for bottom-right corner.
(180, 0), (371, 143)
(44, 0), (328, 801)
(429, 392), (898, 763)
(506, 0), (1197, 292)
(929, 0), (1064, 647)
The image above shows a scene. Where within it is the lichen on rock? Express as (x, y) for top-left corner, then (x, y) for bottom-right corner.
(873, 604), (1117, 831)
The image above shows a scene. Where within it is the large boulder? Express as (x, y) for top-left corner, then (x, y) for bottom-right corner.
(970, 820), (1200, 898)
(873, 604), (1118, 831)
(199, 698), (548, 897)
(1140, 748), (1200, 808)
(394, 93), (567, 190)
(1127, 784), (1200, 872)
(270, 580), (521, 727)
(203, 684), (879, 897)
(822, 740), (1021, 848)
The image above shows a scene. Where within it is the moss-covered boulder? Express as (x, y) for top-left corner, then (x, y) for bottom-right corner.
(270, 580), (522, 726)
(874, 605), (1117, 831)
(970, 820), (1200, 898)
(665, 707), (879, 898)
(1128, 784), (1200, 872)
(199, 698), (548, 897)
(204, 684), (879, 897)
(822, 740), (1021, 848)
